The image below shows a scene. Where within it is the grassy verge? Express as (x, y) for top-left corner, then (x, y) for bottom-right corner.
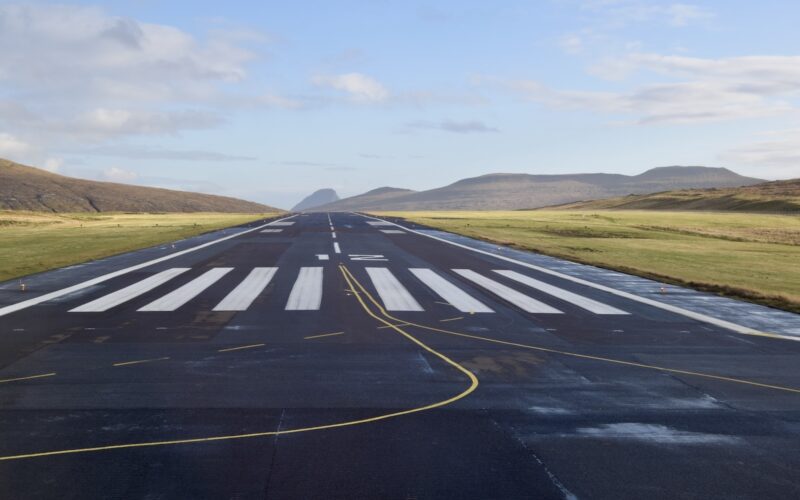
(0, 211), (279, 282)
(374, 210), (800, 313)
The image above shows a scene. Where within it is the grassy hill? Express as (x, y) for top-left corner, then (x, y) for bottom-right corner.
(315, 166), (764, 211)
(0, 158), (279, 213)
(546, 178), (800, 213)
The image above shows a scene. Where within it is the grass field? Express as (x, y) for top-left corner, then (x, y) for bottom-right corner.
(0, 211), (277, 282)
(376, 210), (800, 313)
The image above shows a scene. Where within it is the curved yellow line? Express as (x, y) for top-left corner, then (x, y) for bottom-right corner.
(0, 265), (478, 462)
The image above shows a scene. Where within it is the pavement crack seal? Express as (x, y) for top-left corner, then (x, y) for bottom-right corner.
(0, 266), (478, 462)
(357, 300), (800, 396)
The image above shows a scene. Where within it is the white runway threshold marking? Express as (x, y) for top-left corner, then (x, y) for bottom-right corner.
(409, 268), (493, 313)
(286, 267), (323, 310)
(380, 229), (406, 234)
(366, 268), (424, 311)
(495, 270), (628, 315)
(453, 269), (562, 314)
(0, 214), (296, 318)
(366, 221), (393, 226)
(139, 268), (233, 312)
(268, 221), (295, 226)
(260, 229), (283, 233)
(213, 267), (277, 311)
(70, 268), (190, 312)
(316, 254), (330, 261)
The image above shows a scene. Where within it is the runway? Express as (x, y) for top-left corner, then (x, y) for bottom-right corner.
(1, 212), (799, 499)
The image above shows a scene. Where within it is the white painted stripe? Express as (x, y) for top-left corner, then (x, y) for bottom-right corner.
(269, 221), (295, 226)
(139, 268), (233, 312)
(452, 269), (562, 314)
(366, 268), (423, 311)
(409, 268), (493, 313)
(366, 221), (393, 226)
(317, 254), (330, 261)
(286, 267), (323, 310)
(333, 242), (341, 254)
(260, 229), (283, 233)
(0, 214), (296, 318)
(494, 270), (628, 315)
(358, 213), (789, 341)
(332, 232), (337, 239)
(381, 229), (406, 234)
(213, 267), (277, 311)
(70, 268), (190, 312)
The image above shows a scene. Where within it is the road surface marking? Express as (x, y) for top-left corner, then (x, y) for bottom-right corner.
(409, 268), (493, 313)
(268, 221), (295, 226)
(494, 270), (628, 315)
(345, 264), (800, 396)
(70, 268), (190, 312)
(260, 229), (283, 233)
(377, 322), (411, 329)
(139, 268), (232, 312)
(440, 316), (464, 322)
(286, 267), (323, 310)
(333, 242), (341, 254)
(0, 266), (478, 462)
(0, 373), (56, 384)
(366, 221), (393, 226)
(380, 229), (406, 234)
(217, 343), (265, 352)
(332, 232), (337, 239)
(453, 269), (562, 314)
(316, 254), (330, 261)
(349, 254), (388, 261)
(0, 214), (296, 318)
(213, 267), (277, 311)
(304, 331), (345, 340)
(365, 268), (423, 311)
(358, 214), (790, 341)
(112, 357), (169, 367)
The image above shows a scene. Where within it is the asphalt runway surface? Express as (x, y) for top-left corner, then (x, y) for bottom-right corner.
(1, 212), (799, 499)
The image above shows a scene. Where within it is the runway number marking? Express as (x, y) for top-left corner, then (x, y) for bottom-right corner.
(348, 254), (388, 261)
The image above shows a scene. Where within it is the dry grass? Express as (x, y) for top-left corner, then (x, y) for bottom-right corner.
(0, 211), (276, 282)
(376, 210), (800, 313)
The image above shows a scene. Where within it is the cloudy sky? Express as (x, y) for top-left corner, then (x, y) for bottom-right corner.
(1, 0), (799, 208)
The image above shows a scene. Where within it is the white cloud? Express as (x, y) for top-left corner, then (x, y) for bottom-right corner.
(312, 73), (390, 102)
(507, 52), (800, 125)
(102, 166), (138, 182)
(0, 133), (31, 156)
(406, 120), (499, 134)
(577, 1), (713, 28)
(719, 129), (800, 174)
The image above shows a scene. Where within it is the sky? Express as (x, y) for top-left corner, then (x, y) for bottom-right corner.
(1, 0), (799, 209)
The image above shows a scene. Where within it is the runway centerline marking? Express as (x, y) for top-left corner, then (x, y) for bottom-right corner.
(304, 331), (345, 340)
(333, 242), (341, 254)
(0, 265), (478, 462)
(112, 357), (170, 367)
(217, 344), (265, 353)
(0, 372), (56, 384)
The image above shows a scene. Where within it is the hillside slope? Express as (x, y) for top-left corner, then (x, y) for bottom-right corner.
(0, 159), (278, 213)
(292, 188), (339, 211)
(317, 166), (764, 211)
(547, 178), (800, 213)
(316, 187), (417, 211)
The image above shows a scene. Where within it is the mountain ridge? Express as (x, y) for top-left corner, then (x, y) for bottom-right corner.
(313, 166), (764, 211)
(0, 158), (279, 213)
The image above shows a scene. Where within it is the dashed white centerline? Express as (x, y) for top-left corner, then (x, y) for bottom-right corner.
(333, 242), (341, 254)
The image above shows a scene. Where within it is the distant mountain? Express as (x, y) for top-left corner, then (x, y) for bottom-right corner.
(543, 178), (800, 213)
(314, 166), (764, 211)
(0, 158), (279, 213)
(314, 187), (415, 211)
(292, 188), (339, 211)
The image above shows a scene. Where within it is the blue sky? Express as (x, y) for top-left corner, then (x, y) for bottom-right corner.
(1, 0), (799, 208)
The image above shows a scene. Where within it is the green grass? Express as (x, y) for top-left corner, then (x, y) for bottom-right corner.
(375, 210), (800, 313)
(0, 211), (278, 282)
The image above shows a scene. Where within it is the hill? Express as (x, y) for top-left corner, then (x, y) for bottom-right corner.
(0, 158), (279, 213)
(546, 178), (800, 213)
(314, 166), (764, 211)
(292, 188), (339, 211)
